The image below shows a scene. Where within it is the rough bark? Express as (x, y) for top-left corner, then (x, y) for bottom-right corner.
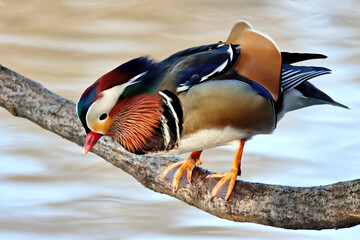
(0, 64), (359, 230)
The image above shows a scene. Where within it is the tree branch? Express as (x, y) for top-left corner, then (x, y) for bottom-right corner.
(1, 64), (359, 230)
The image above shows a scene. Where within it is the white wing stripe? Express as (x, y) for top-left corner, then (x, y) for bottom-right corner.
(283, 72), (324, 90)
(282, 70), (301, 78)
(176, 85), (191, 92)
(284, 71), (325, 90)
(177, 45), (234, 92)
(200, 59), (228, 82)
(282, 71), (316, 85)
(283, 70), (326, 85)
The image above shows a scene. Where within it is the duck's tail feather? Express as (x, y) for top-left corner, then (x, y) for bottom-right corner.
(276, 64), (348, 120)
(295, 81), (349, 109)
(281, 52), (327, 64)
(281, 64), (332, 91)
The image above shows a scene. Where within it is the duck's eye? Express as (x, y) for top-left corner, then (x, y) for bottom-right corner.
(99, 113), (108, 121)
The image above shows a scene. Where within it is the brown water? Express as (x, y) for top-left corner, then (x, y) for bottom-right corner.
(0, 0), (359, 239)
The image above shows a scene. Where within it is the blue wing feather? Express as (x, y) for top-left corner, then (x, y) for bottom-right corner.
(175, 45), (235, 92)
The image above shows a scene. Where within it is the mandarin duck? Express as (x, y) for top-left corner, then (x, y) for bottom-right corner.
(77, 20), (347, 200)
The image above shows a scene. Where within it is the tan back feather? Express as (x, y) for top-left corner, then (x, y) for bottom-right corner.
(226, 20), (281, 101)
(225, 19), (253, 45)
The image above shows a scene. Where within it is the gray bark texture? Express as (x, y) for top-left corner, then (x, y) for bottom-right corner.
(0, 64), (359, 230)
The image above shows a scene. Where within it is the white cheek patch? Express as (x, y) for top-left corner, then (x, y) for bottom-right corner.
(86, 72), (147, 131)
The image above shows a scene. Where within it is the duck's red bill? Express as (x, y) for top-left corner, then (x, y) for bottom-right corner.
(81, 131), (102, 156)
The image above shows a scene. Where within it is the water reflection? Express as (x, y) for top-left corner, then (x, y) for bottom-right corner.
(0, 0), (359, 239)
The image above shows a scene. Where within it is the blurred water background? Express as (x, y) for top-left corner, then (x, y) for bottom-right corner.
(0, 0), (359, 239)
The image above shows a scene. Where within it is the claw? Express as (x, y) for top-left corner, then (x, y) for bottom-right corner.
(162, 150), (203, 192)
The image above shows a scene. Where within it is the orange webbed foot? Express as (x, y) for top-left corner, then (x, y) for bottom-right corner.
(162, 151), (202, 193)
(207, 170), (238, 201)
(207, 139), (245, 201)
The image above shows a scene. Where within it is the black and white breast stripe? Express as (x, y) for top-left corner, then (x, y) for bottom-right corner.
(158, 90), (183, 150)
(281, 64), (331, 92)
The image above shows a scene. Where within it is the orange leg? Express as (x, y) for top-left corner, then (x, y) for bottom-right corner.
(207, 139), (245, 201)
(162, 151), (203, 193)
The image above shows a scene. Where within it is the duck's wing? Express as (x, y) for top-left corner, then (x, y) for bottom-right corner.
(161, 20), (282, 102)
(174, 44), (237, 92)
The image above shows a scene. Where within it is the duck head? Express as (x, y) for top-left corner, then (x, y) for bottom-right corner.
(77, 57), (162, 155)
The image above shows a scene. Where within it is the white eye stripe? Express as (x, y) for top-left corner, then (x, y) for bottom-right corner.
(128, 71), (147, 85)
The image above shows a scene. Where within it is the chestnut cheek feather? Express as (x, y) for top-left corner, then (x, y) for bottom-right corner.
(107, 94), (163, 153)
